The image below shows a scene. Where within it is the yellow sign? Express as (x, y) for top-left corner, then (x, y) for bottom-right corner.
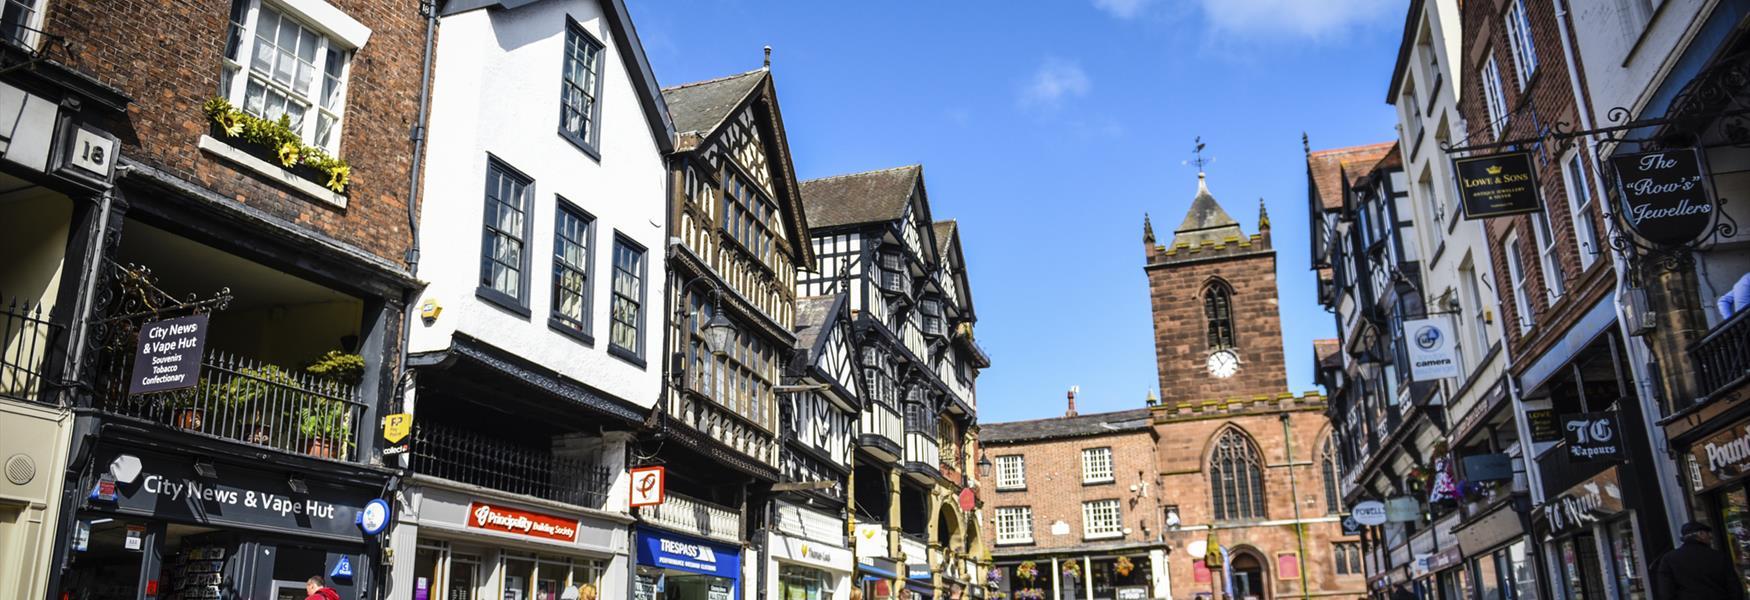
(383, 413), (413, 443)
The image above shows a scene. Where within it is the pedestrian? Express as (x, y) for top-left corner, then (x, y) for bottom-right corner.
(304, 576), (340, 600)
(1653, 522), (1746, 600)
(1389, 583), (1416, 600)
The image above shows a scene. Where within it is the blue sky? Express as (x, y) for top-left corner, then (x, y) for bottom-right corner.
(628, 0), (1407, 422)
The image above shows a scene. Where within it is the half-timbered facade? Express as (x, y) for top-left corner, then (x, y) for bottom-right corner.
(798, 165), (990, 599)
(645, 66), (813, 579)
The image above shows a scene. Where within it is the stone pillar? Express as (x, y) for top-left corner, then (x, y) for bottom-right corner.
(1083, 556), (1094, 600)
(1644, 265), (1708, 408)
(1051, 557), (1062, 600)
(890, 467), (904, 596)
(1150, 548), (1171, 600)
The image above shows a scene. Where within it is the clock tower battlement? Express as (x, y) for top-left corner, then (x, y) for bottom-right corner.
(1144, 172), (1290, 409)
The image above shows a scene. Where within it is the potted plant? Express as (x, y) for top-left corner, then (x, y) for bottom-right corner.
(202, 97), (352, 194)
(214, 364), (301, 446)
(299, 399), (353, 459)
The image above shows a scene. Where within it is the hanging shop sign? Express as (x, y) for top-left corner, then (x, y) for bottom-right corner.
(1454, 151), (1541, 220)
(128, 313), (210, 395)
(635, 526), (742, 580)
(1342, 515), (1364, 536)
(381, 413), (412, 457)
(1403, 317), (1460, 381)
(1544, 466), (1625, 534)
(1562, 412), (1623, 463)
(89, 447), (371, 541)
(1610, 148), (1716, 247)
(1351, 500), (1388, 526)
(630, 466), (666, 508)
(1688, 418), (1750, 493)
(1385, 497), (1421, 522)
(466, 502), (578, 542)
(1526, 409), (1562, 443)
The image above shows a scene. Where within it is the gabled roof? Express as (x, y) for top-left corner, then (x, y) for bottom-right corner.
(444, 0), (674, 153)
(661, 69), (766, 136)
(792, 295), (840, 352)
(932, 220), (956, 256)
(1307, 142), (1396, 211)
(981, 408), (1153, 444)
(1170, 174), (1244, 247)
(1314, 338), (1342, 370)
(799, 165), (923, 230)
(932, 219), (978, 323)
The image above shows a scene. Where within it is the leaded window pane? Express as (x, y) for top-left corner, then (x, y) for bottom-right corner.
(1210, 428), (1265, 521)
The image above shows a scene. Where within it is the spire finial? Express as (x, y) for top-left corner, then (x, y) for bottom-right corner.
(1258, 198), (1271, 230)
(1189, 136), (1210, 173)
(763, 46), (772, 68)
(1143, 213), (1156, 243)
(1302, 132), (1311, 156)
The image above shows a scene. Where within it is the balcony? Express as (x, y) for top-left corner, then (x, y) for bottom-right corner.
(860, 400), (903, 461)
(904, 430), (941, 481)
(1, 298), (61, 403)
(95, 348), (367, 462)
(412, 422), (613, 509)
(1691, 309), (1750, 405)
(637, 491), (743, 544)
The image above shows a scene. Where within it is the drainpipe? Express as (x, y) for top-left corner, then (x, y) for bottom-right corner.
(1281, 413), (1311, 600)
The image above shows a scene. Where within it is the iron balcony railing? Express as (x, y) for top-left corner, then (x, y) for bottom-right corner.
(1, 297), (61, 404)
(637, 491), (742, 544)
(96, 348), (366, 461)
(412, 423), (614, 509)
(1692, 308), (1750, 404)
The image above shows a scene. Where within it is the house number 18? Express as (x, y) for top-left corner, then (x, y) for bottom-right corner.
(69, 128), (115, 177)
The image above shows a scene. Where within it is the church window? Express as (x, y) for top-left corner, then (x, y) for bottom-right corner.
(1204, 282), (1236, 350)
(1210, 427), (1266, 521)
(1322, 435), (1342, 514)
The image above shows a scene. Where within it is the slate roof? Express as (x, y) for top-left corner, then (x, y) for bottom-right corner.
(1170, 174), (1244, 247)
(1314, 338), (1342, 370)
(980, 408), (1153, 444)
(798, 165), (922, 229)
(792, 295), (839, 351)
(660, 69), (766, 136)
(933, 220), (957, 255)
(1307, 142), (1396, 210)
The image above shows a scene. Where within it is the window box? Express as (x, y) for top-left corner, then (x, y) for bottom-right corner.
(203, 98), (351, 198)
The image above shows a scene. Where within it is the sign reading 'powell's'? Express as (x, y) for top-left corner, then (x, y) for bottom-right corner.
(1611, 148), (1715, 247)
(1455, 152), (1541, 219)
(129, 314), (210, 395)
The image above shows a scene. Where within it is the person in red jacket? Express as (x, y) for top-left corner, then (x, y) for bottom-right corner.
(304, 576), (340, 600)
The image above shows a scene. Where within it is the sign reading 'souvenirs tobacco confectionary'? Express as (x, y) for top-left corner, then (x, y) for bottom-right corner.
(1611, 148), (1716, 247)
(129, 314), (210, 395)
(1454, 151), (1541, 219)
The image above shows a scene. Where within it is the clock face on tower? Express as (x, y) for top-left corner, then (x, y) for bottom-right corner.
(1207, 350), (1240, 379)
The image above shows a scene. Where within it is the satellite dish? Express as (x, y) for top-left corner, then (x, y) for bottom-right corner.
(1187, 540), (1208, 558)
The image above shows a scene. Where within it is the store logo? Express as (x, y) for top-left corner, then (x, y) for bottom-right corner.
(467, 503), (578, 542)
(1705, 426), (1750, 475)
(1414, 325), (1441, 350)
(660, 539), (717, 564)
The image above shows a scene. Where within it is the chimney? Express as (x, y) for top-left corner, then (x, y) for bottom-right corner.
(1066, 386), (1079, 417)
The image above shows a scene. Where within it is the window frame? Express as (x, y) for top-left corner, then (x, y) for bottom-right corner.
(1532, 208), (1566, 305)
(558, 17), (606, 158)
(1504, 230), (1535, 334)
(219, 0), (358, 153)
(476, 156), (536, 317)
(1204, 281), (1236, 351)
(1562, 150), (1603, 270)
(608, 233), (648, 366)
(549, 198), (596, 343)
(994, 506), (1034, 545)
(1081, 446), (1115, 485)
(0, 0), (46, 49)
(1504, 0), (1539, 90)
(1081, 499), (1123, 540)
(995, 454), (1026, 491)
(683, 292), (775, 431)
(1481, 53), (1510, 141)
(1210, 428), (1267, 522)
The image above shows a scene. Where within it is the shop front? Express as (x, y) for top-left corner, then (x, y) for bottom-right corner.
(857, 556), (902, 600)
(1680, 415), (1750, 596)
(764, 528), (853, 600)
(392, 479), (628, 600)
(1453, 499), (1536, 600)
(61, 441), (386, 600)
(1539, 466), (1649, 600)
(636, 525), (745, 600)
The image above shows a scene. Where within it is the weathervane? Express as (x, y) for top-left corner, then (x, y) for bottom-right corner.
(1185, 136), (1212, 172)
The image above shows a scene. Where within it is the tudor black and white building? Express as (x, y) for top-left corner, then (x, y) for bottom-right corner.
(797, 165), (990, 599)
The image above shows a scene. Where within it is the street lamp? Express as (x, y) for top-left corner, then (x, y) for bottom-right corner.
(676, 275), (736, 358)
(977, 453), (992, 478)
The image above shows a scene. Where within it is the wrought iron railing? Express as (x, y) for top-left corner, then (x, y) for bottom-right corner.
(95, 348), (365, 462)
(637, 491), (742, 543)
(1692, 308), (1750, 404)
(1, 297), (61, 403)
(412, 422), (613, 509)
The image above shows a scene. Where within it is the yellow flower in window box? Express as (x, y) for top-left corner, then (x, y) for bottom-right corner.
(276, 142), (301, 168)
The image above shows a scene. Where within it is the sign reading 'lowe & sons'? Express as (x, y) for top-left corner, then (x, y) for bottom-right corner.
(1455, 152), (1541, 219)
(1611, 149), (1715, 247)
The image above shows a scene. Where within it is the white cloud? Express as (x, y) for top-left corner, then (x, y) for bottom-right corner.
(1192, 0), (1397, 38)
(1020, 58), (1091, 109)
(1093, 0), (1153, 19)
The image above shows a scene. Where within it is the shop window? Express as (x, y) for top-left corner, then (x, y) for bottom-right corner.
(1606, 520), (1646, 600)
(780, 565), (834, 600)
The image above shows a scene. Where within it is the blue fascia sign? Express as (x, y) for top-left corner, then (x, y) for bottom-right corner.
(635, 527), (741, 580)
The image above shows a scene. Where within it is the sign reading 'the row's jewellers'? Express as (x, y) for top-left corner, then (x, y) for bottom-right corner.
(1455, 152), (1541, 220)
(1610, 148), (1717, 247)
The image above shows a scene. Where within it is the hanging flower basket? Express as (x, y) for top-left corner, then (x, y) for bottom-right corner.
(202, 97), (352, 194)
(1114, 556), (1135, 577)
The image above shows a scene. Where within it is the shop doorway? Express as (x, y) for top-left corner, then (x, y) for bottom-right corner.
(1228, 551), (1268, 600)
(1558, 535), (1607, 600)
(60, 519), (223, 600)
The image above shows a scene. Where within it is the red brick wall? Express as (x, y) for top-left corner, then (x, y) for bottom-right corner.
(977, 428), (1161, 552)
(44, 0), (426, 264)
(1146, 245), (1292, 406)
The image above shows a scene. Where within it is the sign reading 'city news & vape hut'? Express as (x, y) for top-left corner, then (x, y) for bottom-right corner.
(1611, 148), (1716, 247)
(129, 314), (210, 395)
(1455, 152), (1541, 220)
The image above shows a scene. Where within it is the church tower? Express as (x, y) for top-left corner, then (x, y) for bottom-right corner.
(1144, 172), (1288, 407)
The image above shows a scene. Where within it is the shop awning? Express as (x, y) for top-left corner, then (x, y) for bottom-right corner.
(858, 562), (900, 580)
(634, 526), (742, 579)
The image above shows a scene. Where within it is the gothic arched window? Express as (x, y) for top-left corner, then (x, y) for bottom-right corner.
(1322, 435), (1342, 514)
(1210, 428), (1266, 521)
(1204, 282), (1235, 350)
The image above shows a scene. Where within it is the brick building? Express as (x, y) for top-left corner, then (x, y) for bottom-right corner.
(979, 173), (1360, 600)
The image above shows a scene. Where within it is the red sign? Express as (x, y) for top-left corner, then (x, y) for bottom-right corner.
(958, 488), (976, 511)
(630, 466), (666, 507)
(466, 502), (578, 542)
